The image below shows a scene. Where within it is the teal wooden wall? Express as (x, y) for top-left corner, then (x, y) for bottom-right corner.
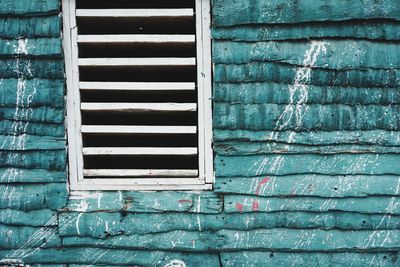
(1, 0), (400, 266)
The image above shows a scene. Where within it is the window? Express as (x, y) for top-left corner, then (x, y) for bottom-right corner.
(62, 0), (213, 190)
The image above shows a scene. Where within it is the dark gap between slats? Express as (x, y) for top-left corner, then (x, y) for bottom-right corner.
(82, 111), (197, 126)
(77, 0), (195, 9)
(83, 133), (197, 147)
(84, 155), (198, 169)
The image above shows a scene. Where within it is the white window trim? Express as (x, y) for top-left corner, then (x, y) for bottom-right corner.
(62, 0), (214, 191)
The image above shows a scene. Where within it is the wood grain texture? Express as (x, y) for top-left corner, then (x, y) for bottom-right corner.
(215, 175), (400, 197)
(0, 249), (220, 266)
(59, 211), (400, 238)
(212, 0), (400, 26)
(216, 154), (400, 177)
(220, 252), (400, 267)
(215, 62), (400, 87)
(64, 191), (222, 213)
(224, 195), (400, 214)
(213, 20), (400, 41)
(0, 183), (68, 211)
(0, 16), (60, 39)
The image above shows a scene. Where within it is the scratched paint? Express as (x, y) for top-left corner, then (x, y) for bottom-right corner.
(1, 0), (400, 265)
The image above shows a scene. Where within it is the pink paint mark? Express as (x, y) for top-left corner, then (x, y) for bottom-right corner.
(255, 177), (270, 195)
(235, 202), (244, 213)
(178, 199), (192, 204)
(252, 200), (259, 211)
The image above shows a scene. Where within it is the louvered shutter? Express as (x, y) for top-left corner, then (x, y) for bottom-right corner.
(63, 0), (213, 190)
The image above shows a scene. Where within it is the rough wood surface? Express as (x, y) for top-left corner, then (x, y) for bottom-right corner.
(213, 20), (400, 41)
(215, 62), (400, 87)
(0, 183), (68, 211)
(214, 103), (400, 131)
(0, 209), (57, 226)
(224, 195), (400, 214)
(0, 16), (60, 38)
(216, 154), (400, 177)
(0, 0), (59, 16)
(214, 40), (400, 69)
(212, 0), (400, 26)
(0, 169), (66, 183)
(220, 252), (400, 267)
(0, 38), (61, 58)
(0, 224), (60, 249)
(215, 175), (400, 197)
(214, 82), (400, 105)
(64, 191), (222, 213)
(58, 211), (400, 238)
(214, 142), (400, 155)
(214, 130), (400, 146)
(0, 79), (64, 108)
(0, 249), (220, 266)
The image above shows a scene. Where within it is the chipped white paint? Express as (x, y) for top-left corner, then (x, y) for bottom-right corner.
(164, 259), (187, 267)
(276, 40), (328, 130)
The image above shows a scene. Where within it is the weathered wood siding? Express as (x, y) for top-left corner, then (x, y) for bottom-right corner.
(1, 0), (400, 266)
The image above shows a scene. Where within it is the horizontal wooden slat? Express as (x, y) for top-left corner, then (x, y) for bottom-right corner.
(84, 169), (198, 177)
(81, 103), (197, 112)
(81, 125), (197, 134)
(78, 58), (196, 66)
(76, 9), (194, 18)
(78, 35), (195, 43)
(83, 147), (198, 155)
(79, 82), (195, 91)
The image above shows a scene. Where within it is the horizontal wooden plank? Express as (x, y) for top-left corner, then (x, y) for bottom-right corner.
(58, 211), (400, 238)
(214, 62), (400, 88)
(0, 249), (220, 266)
(84, 169), (198, 177)
(0, 120), (64, 137)
(213, 130), (400, 147)
(81, 125), (196, 134)
(65, 191), (222, 213)
(81, 102), (197, 112)
(0, 0), (59, 16)
(0, 16), (60, 39)
(0, 38), (62, 58)
(0, 107), (64, 124)
(76, 9), (193, 18)
(0, 169), (66, 183)
(214, 103), (400, 131)
(216, 154), (400, 177)
(0, 79), (64, 108)
(0, 134), (65, 151)
(0, 150), (66, 170)
(215, 175), (400, 197)
(214, 40), (400, 69)
(213, 0), (400, 26)
(212, 20), (400, 41)
(214, 142), (400, 155)
(225, 195), (400, 214)
(61, 229), (400, 251)
(0, 183), (68, 211)
(0, 224), (60, 249)
(219, 229), (400, 251)
(214, 82), (400, 105)
(78, 57), (196, 66)
(0, 209), (57, 226)
(78, 34), (195, 43)
(80, 82), (195, 91)
(221, 252), (400, 266)
(0, 59), (64, 79)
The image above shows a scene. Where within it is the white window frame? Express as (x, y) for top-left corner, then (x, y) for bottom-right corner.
(62, 0), (214, 191)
